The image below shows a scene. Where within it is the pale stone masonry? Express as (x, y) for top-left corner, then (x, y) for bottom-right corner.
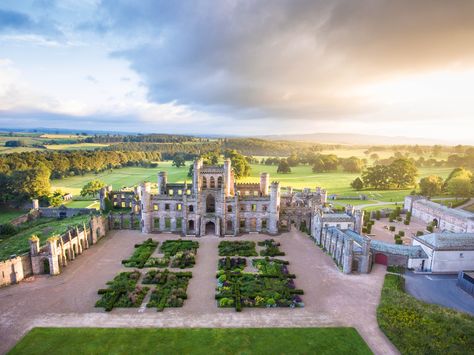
(139, 158), (280, 236)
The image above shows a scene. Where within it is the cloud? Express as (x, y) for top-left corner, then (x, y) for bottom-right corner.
(0, 9), (33, 31)
(94, 0), (474, 122)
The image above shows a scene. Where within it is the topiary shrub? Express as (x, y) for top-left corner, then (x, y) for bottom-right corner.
(399, 231), (405, 237)
(416, 231), (424, 236)
(389, 226), (396, 232)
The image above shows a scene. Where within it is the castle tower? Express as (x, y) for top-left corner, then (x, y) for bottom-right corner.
(268, 182), (280, 234)
(140, 182), (152, 233)
(224, 158), (232, 197)
(354, 209), (364, 235)
(193, 158), (203, 194)
(99, 186), (113, 211)
(260, 172), (270, 196)
(157, 171), (167, 195)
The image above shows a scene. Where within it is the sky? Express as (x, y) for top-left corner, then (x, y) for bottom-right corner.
(0, 0), (473, 143)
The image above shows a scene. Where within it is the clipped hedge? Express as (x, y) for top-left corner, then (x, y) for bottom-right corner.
(377, 274), (474, 354)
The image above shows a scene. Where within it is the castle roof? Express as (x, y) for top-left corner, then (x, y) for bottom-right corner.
(414, 199), (474, 220)
(321, 213), (354, 222)
(414, 232), (474, 251)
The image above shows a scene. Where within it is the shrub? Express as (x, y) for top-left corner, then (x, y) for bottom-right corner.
(389, 226), (395, 232)
(416, 231), (424, 236)
(399, 231), (405, 237)
(404, 220), (410, 225)
(395, 239), (403, 245)
(427, 225), (434, 233)
(375, 210), (381, 220)
(0, 223), (17, 237)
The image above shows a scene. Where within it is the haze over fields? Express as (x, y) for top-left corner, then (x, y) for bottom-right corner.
(0, 1), (474, 144)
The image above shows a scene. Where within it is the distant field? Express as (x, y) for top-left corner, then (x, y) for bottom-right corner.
(45, 143), (109, 151)
(9, 327), (372, 355)
(51, 162), (453, 203)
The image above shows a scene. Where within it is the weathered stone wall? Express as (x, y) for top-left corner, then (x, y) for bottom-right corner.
(0, 255), (27, 287)
(38, 207), (91, 218)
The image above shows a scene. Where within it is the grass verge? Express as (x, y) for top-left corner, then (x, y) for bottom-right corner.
(377, 274), (474, 354)
(9, 327), (372, 355)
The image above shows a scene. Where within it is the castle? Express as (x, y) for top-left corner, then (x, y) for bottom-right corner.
(104, 159), (281, 236)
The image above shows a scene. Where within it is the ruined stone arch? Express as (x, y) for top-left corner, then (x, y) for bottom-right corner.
(210, 176), (215, 188)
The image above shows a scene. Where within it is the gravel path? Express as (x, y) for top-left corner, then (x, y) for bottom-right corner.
(0, 230), (398, 355)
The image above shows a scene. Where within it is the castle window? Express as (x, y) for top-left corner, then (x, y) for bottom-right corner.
(177, 204), (182, 211)
(251, 204), (257, 212)
(460, 253), (464, 258)
(262, 205), (267, 212)
(253, 191), (258, 196)
(189, 205), (194, 212)
(165, 218), (171, 229)
(262, 219), (267, 229)
(186, 189), (191, 195)
(217, 176), (223, 188)
(240, 218), (246, 228)
(240, 205), (245, 212)
(202, 176), (207, 188)
(176, 218), (182, 229)
(210, 176), (215, 188)
(227, 205), (232, 213)
(178, 189), (182, 195)
(165, 204), (170, 211)
(153, 204), (159, 211)
(121, 202), (126, 208)
(153, 218), (160, 229)
(336, 224), (341, 228)
(168, 189), (174, 196)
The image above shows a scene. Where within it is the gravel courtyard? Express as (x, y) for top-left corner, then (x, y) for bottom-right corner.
(0, 229), (398, 355)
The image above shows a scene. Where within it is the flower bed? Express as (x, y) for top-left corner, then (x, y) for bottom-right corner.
(145, 239), (199, 269)
(218, 241), (257, 256)
(258, 239), (285, 257)
(216, 257), (304, 312)
(143, 269), (192, 311)
(96, 271), (149, 311)
(122, 238), (158, 268)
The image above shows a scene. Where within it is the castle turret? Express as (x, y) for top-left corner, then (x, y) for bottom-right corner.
(260, 172), (269, 196)
(193, 159), (203, 194)
(268, 182), (280, 234)
(354, 209), (364, 235)
(224, 158), (232, 197)
(157, 171), (167, 195)
(140, 182), (152, 233)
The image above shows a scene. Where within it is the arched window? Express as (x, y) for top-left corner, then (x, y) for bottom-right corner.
(217, 176), (223, 188)
(202, 176), (207, 188)
(206, 194), (216, 213)
(210, 176), (215, 188)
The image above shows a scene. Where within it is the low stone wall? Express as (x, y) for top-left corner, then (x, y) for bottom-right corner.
(0, 215), (109, 288)
(38, 207), (91, 218)
(9, 210), (41, 226)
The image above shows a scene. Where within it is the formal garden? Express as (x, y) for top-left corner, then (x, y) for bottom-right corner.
(121, 238), (159, 268)
(95, 271), (149, 311)
(143, 269), (192, 311)
(216, 240), (304, 312)
(145, 239), (199, 269)
(218, 240), (258, 256)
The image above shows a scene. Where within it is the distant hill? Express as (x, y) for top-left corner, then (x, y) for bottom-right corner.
(257, 133), (452, 146)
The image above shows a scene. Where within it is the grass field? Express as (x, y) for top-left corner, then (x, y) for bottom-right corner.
(52, 162), (453, 204)
(0, 210), (25, 224)
(9, 327), (372, 355)
(44, 143), (109, 151)
(0, 215), (91, 260)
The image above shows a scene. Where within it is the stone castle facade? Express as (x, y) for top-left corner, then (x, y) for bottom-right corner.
(137, 159), (280, 236)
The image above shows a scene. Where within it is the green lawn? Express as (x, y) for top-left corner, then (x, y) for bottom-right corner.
(0, 215), (91, 260)
(9, 327), (372, 355)
(0, 210), (25, 224)
(377, 274), (474, 354)
(51, 162), (453, 202)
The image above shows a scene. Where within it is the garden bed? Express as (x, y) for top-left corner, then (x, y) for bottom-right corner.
(145, 239), (199, 269)
(121, 238), (158, 268)
(258, 239), (285, 257)
(95, 271), (149, 311)
(218, 241), (257, 256)
(216, 257), (304, 311)
(143, 269), (192, 311)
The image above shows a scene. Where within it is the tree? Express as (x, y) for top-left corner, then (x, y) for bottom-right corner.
(286, 154), (299, 167)
(388, 158), (418, 188)
(172, 154), (186, 168)
(225, 150), (251, 179)
(351, 177), (364, 191)
(48, 190), (64, 207)
(277, 159), (291, 173)
(12, 163), (51, 199)
(341, 157), (365, 173)
(362, 165), (390, 189)
(202, 151), (219, 165)
(419, 175), (443, 197)
(187, 164), (194, 178)
(312, 158), (326, 173)
(80, 180), (106, 197)
(447, 176), (472, 198)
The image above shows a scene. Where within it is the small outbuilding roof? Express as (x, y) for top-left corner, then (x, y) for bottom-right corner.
(414, 233), (474, 251)
(322, 213), (354, 222)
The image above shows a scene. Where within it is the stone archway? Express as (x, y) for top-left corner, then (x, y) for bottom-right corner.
(432, 218), (438, 228)
(205, 221), (216, 235)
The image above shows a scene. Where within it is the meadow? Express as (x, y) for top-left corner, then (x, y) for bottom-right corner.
(9, 327), (372, 355)
(51, 162), (453, 204)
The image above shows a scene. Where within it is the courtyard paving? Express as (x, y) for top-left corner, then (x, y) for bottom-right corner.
(0, 229), (398, 355)
(370, 217), (428, 244)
